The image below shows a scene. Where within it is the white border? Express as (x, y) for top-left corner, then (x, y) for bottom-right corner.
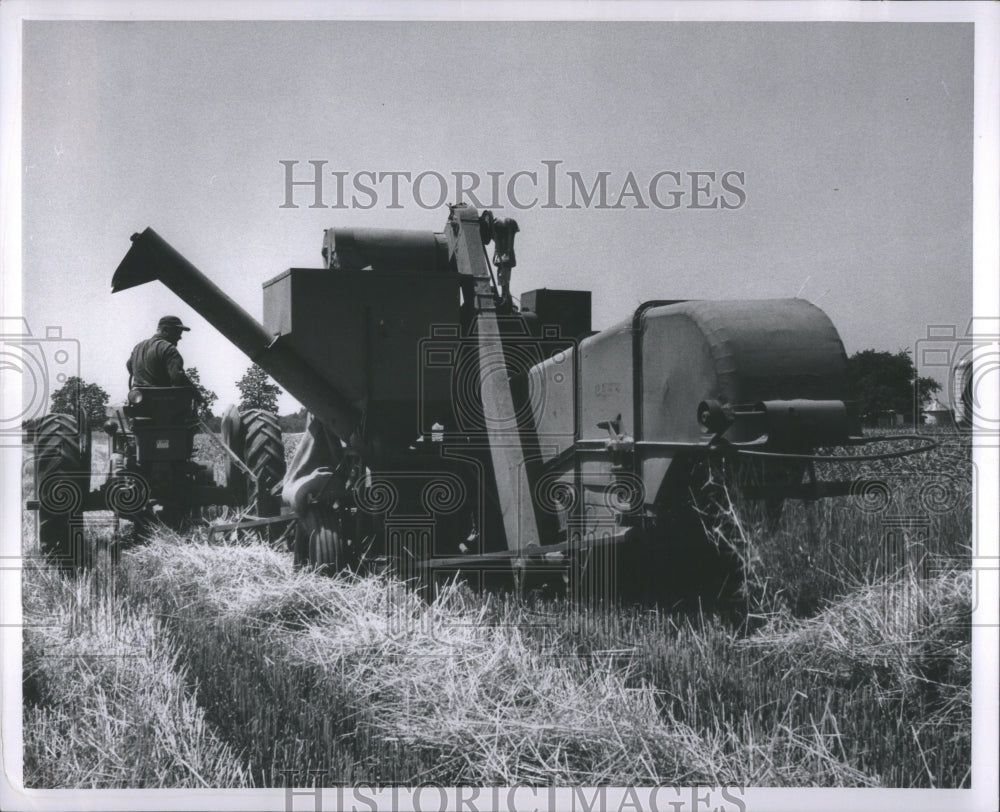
(2, 2), (997, 811)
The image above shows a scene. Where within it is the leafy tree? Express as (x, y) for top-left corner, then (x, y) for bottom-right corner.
(846, 349), (941, 424)
(916, 373), (943, 409)
(49, 376), (110, 427)
(185, 367), (218, 421)
(236, 364), (280, 413)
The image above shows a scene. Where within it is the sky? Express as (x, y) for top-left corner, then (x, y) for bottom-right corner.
(18, 19), (975, 415)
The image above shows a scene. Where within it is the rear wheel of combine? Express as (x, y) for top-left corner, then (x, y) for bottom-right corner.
(292, 520), (309, 567)
(34, 414), (89, 568)
(653, 452), (807, 614)
(302, 503), (348, 574)
(309, 525), (346, 574)
(650, 452), (749, 612)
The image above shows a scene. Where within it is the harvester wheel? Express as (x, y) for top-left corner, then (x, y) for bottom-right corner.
(34, 413), (89, 568)
(292, 520), (309, 567)
(650, 453), (749, 611)
(303, 503), (349, 574)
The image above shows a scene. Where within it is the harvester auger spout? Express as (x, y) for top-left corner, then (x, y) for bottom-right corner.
(113, 227), (361, 437)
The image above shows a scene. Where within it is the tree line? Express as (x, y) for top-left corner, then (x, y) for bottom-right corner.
(39, 364), (285, 430)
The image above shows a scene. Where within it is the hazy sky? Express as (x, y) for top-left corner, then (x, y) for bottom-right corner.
(21, 20), (973, 413)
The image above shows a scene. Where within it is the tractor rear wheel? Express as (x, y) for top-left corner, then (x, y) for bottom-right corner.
(221, 406), (286, 524)
(242, 409), (286, 518)
(34, 413), (89, 568)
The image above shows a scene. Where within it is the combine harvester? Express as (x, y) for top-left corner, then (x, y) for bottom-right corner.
(34, 205), (936, 601)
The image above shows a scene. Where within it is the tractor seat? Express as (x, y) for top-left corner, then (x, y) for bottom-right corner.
(124, 386), (199, 426)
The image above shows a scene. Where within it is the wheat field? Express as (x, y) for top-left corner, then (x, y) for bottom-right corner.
(21, 430), (973, 788)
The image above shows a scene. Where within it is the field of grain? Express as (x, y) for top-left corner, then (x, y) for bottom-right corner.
(21, 430), (974, 788)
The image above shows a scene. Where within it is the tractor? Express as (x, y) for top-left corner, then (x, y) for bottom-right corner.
(28, 381), (286, 569)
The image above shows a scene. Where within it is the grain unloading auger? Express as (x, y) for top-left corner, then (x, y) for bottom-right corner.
(110, 205), (934, 602)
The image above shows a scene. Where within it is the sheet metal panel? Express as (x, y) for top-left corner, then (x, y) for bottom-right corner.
(263, 267), (462, 425)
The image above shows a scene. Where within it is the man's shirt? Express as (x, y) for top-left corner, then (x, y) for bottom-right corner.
(127, 333), (194, 388)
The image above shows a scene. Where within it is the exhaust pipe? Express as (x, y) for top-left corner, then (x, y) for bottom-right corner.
(113, 228), (362, 437)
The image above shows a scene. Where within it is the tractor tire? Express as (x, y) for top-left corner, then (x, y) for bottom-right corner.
(220, 404), (246, 499)
(241, 409), (286, 518)
(221, 406), (286, 522)
(34, 413), (88, 568)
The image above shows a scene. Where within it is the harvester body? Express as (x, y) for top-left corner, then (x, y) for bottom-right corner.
(105, 205), (931, 598)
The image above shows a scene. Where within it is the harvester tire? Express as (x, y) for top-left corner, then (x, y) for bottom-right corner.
(34, 413), (89, 568)
(650, 452), (748, 611)
(304, 504), (348, 574)
(292, 520), (309, 567)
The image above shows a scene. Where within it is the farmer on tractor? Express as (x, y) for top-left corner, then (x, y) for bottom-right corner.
(127, 315), (201, 395)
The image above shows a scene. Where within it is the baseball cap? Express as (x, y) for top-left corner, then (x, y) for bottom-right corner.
(158, 315), (191, 332)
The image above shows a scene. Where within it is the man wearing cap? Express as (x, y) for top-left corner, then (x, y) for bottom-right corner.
(127, 316), (200, 393)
